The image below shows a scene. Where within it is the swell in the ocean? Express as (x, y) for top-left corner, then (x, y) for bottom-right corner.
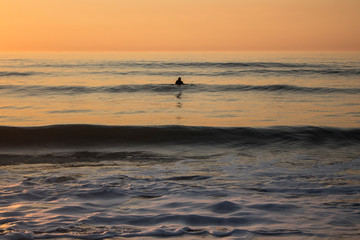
(1, 60), (358, 69)
(0, 71), (37, 77)
(1, 60), (360, 78)
(1, 84), (359, 95)
(0, 125), (359, 149)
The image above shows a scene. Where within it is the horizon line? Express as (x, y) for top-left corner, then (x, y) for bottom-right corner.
(1, 50), (360, 54)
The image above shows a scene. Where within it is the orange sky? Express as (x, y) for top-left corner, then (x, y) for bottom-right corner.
(1, 0), (360, 52)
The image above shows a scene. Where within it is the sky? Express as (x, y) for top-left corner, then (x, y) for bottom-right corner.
(1, 0), (360, 52)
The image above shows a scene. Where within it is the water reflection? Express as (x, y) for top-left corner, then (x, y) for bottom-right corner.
(176, 86), (183, 108)
(177, 102), (182, 108)
(176, 88), (183, 122)
(176, 88), (182, 99)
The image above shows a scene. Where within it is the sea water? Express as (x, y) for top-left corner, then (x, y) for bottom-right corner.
(0, 52), (359, 239)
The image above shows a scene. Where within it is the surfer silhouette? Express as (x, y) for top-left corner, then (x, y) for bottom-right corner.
(175, 77), (184, 85)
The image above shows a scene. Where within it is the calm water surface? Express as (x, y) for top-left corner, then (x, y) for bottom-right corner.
(1, 52), (359, 127)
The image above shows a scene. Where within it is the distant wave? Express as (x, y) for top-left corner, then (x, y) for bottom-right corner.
(83, 68), (360, 77)
(0, 71), (37, 77)
(8, 60), (356, 70)
(0, 125), (359, 150)
(197, 84), (360, 94)
(2, 61), (360, 77)
(1, 84), (359, 95)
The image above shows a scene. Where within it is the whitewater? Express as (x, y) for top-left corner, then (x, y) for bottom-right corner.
(0, 52), (359, 239)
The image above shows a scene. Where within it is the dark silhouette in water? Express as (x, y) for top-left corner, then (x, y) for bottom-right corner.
(175, 77), (184, 85)
(176, 77), (183, 98)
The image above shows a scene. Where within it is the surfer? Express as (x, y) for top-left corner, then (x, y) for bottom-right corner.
(175, 77), (183, 98)
(175, 77), (184, 85)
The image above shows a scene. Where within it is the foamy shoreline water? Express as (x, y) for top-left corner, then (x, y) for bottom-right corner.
(1, 141), (359, 239)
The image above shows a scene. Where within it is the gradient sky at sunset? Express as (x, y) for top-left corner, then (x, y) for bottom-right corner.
(1, 0), (360, 52)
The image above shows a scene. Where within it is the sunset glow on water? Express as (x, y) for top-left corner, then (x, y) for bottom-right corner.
(1, 1), (360, 239)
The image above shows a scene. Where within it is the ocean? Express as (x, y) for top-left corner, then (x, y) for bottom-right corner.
(0, 52), (359, 239)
